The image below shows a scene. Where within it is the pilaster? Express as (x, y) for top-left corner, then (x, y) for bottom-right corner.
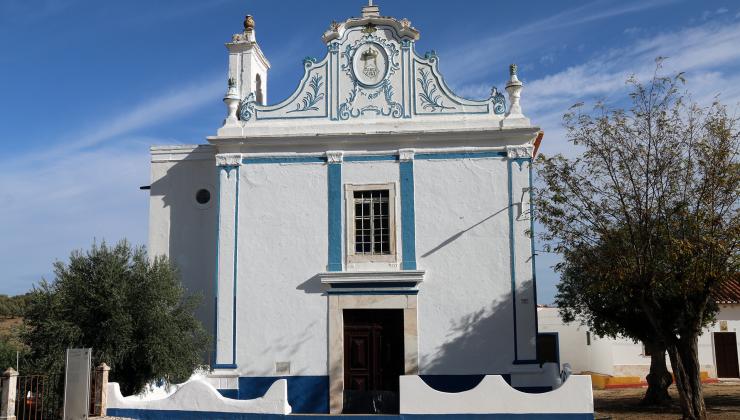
(214, 153), (242, 369)
(507, 145), (538, 364)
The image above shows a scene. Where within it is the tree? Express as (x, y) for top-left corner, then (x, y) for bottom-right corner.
(535, 62), (739, 419)
(22, 240), (209, 412)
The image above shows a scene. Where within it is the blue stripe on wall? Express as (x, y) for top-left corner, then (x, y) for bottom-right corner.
(415, 151), (507, 160)
(400, 160), (417, 270)
(327, 163), (342, 272)
(239, 376), (329, 414)
(107, 409), (593, 420)
(344, 155), (398, 162)
(242, 156), (325, 165)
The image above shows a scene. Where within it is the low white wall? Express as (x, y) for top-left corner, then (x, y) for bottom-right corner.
(107, 378), (291, 414)
(399, 374), (593, 415)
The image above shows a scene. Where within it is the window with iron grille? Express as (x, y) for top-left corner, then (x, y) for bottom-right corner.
(354, 190), (390, 255)
(346, 184), (397, 263)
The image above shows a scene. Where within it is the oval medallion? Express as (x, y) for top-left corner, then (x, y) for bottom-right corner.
(352, 43), (388, 87)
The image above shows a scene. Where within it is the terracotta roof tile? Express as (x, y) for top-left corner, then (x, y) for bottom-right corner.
(713, 278), (740, 304)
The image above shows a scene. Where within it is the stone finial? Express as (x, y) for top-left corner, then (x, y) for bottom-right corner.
(2, 367), (18, 377)
(506, 63), (524, 117)
(223, 78), (240, 126)
(97, 362), (111, 371)
(244, 15), (255, 32)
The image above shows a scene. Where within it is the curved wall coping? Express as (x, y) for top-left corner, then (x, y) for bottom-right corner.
(107, 378), (291, 415)
(400, 374), (593, 415)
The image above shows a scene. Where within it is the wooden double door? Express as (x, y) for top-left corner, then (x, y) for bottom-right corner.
(714, 332), (740, 378)
(343, 309), (404, 414)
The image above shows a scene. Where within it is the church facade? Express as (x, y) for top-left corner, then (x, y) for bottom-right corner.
(148, 4), (547, 415)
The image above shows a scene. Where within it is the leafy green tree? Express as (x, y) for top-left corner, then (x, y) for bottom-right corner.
(22, 240), (209, 412)
(535, 63), (739, 419)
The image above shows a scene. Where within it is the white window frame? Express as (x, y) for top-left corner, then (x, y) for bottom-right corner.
(344, 183), (398, 264)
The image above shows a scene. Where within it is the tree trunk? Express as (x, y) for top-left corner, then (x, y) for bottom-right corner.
(641, 340), (672, 406)
(667, 334), (706, 419)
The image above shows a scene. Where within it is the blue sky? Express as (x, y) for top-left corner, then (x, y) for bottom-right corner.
(2, 0), (740, 302)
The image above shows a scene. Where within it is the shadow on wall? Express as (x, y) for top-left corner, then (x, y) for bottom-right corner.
(420, 279), (536, 377)
(421, 206), (510, 259)
(149, 145), (218, 353)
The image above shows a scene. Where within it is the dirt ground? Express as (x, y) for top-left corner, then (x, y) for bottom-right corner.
(594, 382), (740, 419)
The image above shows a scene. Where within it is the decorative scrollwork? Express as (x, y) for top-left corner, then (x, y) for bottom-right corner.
(338, 79), (402, 120)
(303, 56), (318, 67)
(238, 92), (256, 122)
(491, 86), (507, 115)
(288, 74), (325, 114)
(417, 68), (454, 112)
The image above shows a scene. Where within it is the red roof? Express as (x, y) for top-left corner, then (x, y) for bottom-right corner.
(713, 278), (740, 305)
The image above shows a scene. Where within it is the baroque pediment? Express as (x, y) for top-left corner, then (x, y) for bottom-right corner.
(235, 15), (507, 126)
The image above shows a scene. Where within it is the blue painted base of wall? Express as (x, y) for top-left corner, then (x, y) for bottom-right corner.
(238, 376), (329, 414)
(108, 409), (594, 420)
(218, 389), (239, 399)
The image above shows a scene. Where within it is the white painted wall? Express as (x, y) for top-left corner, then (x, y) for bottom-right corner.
(538, 305), (740, 378)
(149, 146), (218, 343)
(236, 162), (329, 376)
(415, 157), (516, 374)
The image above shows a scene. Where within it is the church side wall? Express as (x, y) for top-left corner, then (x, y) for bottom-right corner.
(236, 162), (329, 375)
(148, 151), (218, 358)
(414, 157), (515, 374)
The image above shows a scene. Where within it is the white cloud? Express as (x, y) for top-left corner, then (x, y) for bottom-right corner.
(507, 21), (740, 157)
(439, 0), (679, 82)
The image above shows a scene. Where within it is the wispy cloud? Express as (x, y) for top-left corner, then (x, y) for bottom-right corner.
(440, 0), (679, 83)
(2, 76), (224, 168)
(0, 75), (225, 294)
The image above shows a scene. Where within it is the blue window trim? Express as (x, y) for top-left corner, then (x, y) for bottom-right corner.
(400, 160), (417, 270)
(212, 364), (238, 370)
(327, 290), (419, 296)
(327, 163), (343, 271)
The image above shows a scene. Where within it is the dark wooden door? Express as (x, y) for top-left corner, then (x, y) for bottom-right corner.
(714, 332), (740, 378)
(343, 309), (404, 414)
(537, 333), (560, 365)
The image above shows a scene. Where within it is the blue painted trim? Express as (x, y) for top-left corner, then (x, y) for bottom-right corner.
(239, 376), (329, 414)
(108, 409), (594, 420)
(508, 159), (518, 361)
(217, 389), (239, 399)
(329, 281), (417, 289)
(232, 166), (240, 366)
(212, 364), (238, 369)
(242, 156), (325, 165)
(344, 155), (399, 162)
(415, 151), (507, 160)
(327, 290), (419, 295)
(327, 163), (342, 272)
(400, 160), (417, 270)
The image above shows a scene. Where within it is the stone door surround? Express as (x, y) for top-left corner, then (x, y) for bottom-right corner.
(328, 294), (418, 414)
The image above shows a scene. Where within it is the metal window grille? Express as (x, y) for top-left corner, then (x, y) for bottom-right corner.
(354, 190), (391, 255)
